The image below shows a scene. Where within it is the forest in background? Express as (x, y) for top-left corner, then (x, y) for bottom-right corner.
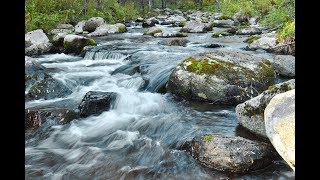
(25, 0), (294, 41)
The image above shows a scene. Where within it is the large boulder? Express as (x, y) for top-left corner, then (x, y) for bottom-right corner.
(52, 33), (67, 47)
(167, 49), (277, 105)
(26, 76), (72, 100)
(212, 19), (234, 28)
(143, 27), (162, 35)
(159, 38), (189, 46)
(25, 57), (48, 90)
(142, 19), (156, 28)
(78, 91), (118, 118)
(75, 20), (86, 34)
(50, 28), (73, 36)
(180, 21), (210, 33)
(236, 27), (262, 35)
(236, 79), (295, 137)
(63, 34), (96, 54)
(89, 23), (127, 36)
(25, 108), (79, 129)
(265, 89), (295, 171)
(56, 24), (74, 30)
(165, 15), (186, 24)
(272, 55), (295, 77)
(25, 29), (53, 56)
(247, 36), (277, 51)
(83, 17), (105, 32)
(182, 134), (276, 173)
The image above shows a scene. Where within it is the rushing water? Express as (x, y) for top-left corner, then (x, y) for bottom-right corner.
(25, 24), (294, 179)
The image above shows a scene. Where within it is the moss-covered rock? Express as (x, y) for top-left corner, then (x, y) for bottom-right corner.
(144, 27), (162, 35)
(167, 49), (278, 105)
(118, 24), (127, 33)
(63, 34), (96, 54)
(235, 79), (295, 137)
(245, 35), (261, 43)
(159, 38), (189, 46)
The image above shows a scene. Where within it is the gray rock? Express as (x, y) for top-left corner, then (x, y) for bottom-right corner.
(147, 17), (159, 24)
(265, 89), (295, 171)
(154, 32), (188, 38)
(180, 21), (209, 33)
(25, 57), (48, 90)
(183, 134), (276, 173)
(89, 23), (127, 36)
(52, 33), (67, 46)
(136, 17), (144, 22)
(25, 108), (79, 129)
(75, 20), (86, 34)
(50, 28), (73, 35)
(144, 27), (162, 35)
(83, 17), (105, 32)
(248, 36), (277, 51)
(236, 79), (295, 137)
(272, 55), (295, 77)
(167, 49), (277, 105)
(236, 27), (262, 35)
(233, 12), (249, 25)
(56, 24), (74, 30)
(212, 19), (234, 28)
(63, 34), (96, 54)
(166, 15), (186, 23)
(142, 19), (156, 27)
(79, 91), (118, 117)
(25, 29), (53, 56)
(159, 38), (189, 46)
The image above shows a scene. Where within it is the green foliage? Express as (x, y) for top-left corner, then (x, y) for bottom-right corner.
(260, 7), (290, 28)
(277, 21), (295, 40)
(179, 21), (185, 27)
(118, 24), (127, 33)
(88, 38), (97, 46)
(245, 35), (261, 43)
(25, 0), (139, 32)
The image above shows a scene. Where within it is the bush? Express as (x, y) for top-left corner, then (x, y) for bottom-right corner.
(277, 21), (295, 41)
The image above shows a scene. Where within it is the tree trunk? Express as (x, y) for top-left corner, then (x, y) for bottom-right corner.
(161, 0), (165, 9)
(148, 0), (152, 9)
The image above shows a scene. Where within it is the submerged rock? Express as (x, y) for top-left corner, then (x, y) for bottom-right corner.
(236, 79), (295, 137)
(25, 29), (53, 56)
(78, 91), (118, 117)
(83, 17), (105, 32)
(182, 134), (276, 173)
(167, 49), (277, 105)
(63, 34), (96, 54)
(159, 38), (189, 46)
(25, 108), (79, 129)
(25, 57), (49, 90)
(180, 21), (210, 33)
(265, 89), (295, 171)
(26, 77), (72, 100)
(272, 55), (295, 77)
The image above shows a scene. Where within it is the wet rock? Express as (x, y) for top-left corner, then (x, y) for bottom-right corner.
(25, 29), (53, 56)
(89, 23), (127, 36)
(25, 57), (49, 90)
(75, 20), (86, 34)
(142, 19), (156, 28)
(272, 55), (295, 77)
(154, 32), (188, 38)
(247, 36), (277, 52)
(182, 134), (276, 173)
(78, 91), (118, 117)
(167, 49), (277, 105)
(26, 77), (72, 100)
(204, 44), (223, 48)
(265, 89), (295, 171)
(236, 27), (262, 35)
(52, 33), (67, 47)
(136, 17), (144, 22)
(63, 34), (96, 54)
(212, 19), (234, 28)
(83, 17), (105, 32)
(180, 21), (209, 33)
(25, 108), (79, 129)
(236, 79), (295, 137)
(144, 27), (162, 35)
(249, 17), (259, 25)
(158, 38), (189, 47)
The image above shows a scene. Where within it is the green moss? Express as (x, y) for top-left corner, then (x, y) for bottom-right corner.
(256, 60), (276, 85)
(145, 29), (162, 35)
(175, 33), (188, 37)
(179, 21), (185, 27)
(88, 38), (97, 46)
(63, 41), (72, 49)
(267, 82), (292, 93)
(175, 89), (190, 95)
(212, 32), (221, 38)
(226, 27), (238, 34)
(118, 25), (127, 33)
(202, 135), (214, 141)
(242, 104), (265, 117)
(245, 35), (261, 43)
